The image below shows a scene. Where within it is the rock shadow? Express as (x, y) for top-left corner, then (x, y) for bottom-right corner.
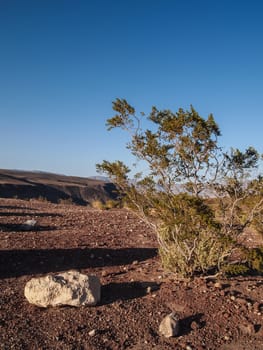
(0, 247), (157, 279)
(101, 281), (160, 305)
(179, 313), (205, 336)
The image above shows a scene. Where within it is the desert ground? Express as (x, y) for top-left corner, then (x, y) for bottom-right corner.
(0, 198), (263, 350)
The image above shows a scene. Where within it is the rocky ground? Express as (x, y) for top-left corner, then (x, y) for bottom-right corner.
(0, 198), (262, 350)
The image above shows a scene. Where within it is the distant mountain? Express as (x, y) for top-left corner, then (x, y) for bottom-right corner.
(0, 169), (118, 205)
(88, 176), (110, 182)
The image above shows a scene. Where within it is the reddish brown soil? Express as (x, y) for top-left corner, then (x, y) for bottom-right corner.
(0, 198), (262, 350)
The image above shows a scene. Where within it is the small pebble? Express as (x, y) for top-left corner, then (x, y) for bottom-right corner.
(239, 322), (255, 335)
(88, 329), (96, 337)
(190, 321), (200, 330)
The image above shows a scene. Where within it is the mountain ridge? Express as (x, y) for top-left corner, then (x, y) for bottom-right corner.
(0, 169), (116, 205)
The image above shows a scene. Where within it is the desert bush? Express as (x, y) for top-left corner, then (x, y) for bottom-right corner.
(222, 263), (250, 276)
(58, 198), (74, 205)
(212, 150), (263, 241)
(157, 195), (232, 275)
(90, 199), (120, 210)
(245, 246), (263, 272)
(96, 98), (263, 277)
(104, 199), (120, 209)
(222, 246), (263, 276)
(91, 200), (105, 210)
(37, 196), (48, 202)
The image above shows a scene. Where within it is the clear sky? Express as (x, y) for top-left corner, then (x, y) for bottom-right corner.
(1, 0), (263, 177)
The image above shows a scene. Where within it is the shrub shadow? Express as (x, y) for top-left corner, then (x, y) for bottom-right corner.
(0, 247), (157, 279)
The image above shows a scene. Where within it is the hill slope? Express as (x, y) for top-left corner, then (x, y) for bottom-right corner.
(0, 169), (117, 205)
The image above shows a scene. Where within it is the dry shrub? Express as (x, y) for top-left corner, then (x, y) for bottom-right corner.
(96, 98), (263, 278)
(91, 200), (105, 210)
(155, 194), (232, 277)
(104, 199), (119, 209)
(58, 198), (74, 205)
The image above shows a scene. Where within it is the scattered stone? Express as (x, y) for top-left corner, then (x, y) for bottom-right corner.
(229, 290), (236, 296)
(247, 302), (253, 310)
(24, 270), (101, 307)
(253, 302), (260, 311)
(235, 297), (247, 305)
(214, 282), (222, 289)
(186, 346), (193, 350)
(146, 286), (152, 294)
(21, 219), (37, 231)
(159, 312), (180, 338)
(167, 302), (185, 312)
(143, 283), (159, 294)
(238, 322), (255, 335)
(190, 321), (201, 330)
(88, 329), (96, 337)
(246, 284), (256, 291)
(220, 290), (226, 296)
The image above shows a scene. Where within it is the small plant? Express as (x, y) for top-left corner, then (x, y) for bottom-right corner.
(37, 196), (48, 202)
(58, 198), (73, 205)
(91, 200), (105, 210)
(90, 199), (120, 210)
(104, 199), (119, 209)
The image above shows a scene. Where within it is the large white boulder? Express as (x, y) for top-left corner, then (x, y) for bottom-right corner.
(24, 270), (101, 307)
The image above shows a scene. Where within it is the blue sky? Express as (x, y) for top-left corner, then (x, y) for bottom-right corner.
(1, 0), (263, 177)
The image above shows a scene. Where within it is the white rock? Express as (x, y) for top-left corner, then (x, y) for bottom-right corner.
(24, 270), (101, 307)
(159, 312), (180, 338)
(21, 219), (37, 230)
(88, 329), (96, 337)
